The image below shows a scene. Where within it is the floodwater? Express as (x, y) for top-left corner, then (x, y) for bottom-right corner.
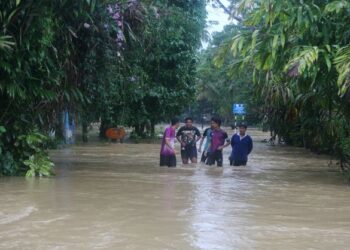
(1, 129), (350, 250)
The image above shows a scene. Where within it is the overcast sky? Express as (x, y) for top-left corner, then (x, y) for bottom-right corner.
(203, 0), (232, 48)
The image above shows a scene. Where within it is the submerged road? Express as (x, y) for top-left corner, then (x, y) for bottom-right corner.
(1, 129), (350, 249)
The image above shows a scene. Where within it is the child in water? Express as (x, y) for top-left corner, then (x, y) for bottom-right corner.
(229, 123), (253, 166)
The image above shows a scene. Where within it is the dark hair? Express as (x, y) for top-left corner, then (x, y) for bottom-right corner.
(171, 117), (180, 126)
(184, 117), (193, 122)
(211, 117), (221, 127)
(238, 123), (247, 129)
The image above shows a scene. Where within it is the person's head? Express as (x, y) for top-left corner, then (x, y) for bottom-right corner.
(184, 117), (193, 127)
(171, 117), (180, 129)
(211, 117), (221, 129)
(238, 123), (247, 135)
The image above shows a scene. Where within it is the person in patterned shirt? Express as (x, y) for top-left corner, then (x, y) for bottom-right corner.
(176, 117), (201, 164)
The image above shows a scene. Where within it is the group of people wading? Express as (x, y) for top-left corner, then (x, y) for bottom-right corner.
(160, 117), (253, 168)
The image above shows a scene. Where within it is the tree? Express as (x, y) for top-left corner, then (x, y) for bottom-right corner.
(105, 0), (207, 136)
(0, 0), (207, 175)
(0, 0), (132, 175)
(214, 0), (350, 168)
(195, 24), (262, 125)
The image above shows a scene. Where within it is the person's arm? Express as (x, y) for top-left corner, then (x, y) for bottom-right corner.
(195, 128), (202, 143)
(165, 128), (176, 154)
(165, 138), (176, 154)
(218, 140), (231, 150)
(231, 135), (235, 148)
(248, 136), (253, 154)
(176, 127), (184, 145)
(207, 140), (211, 149)
(218, 133), (231, 151)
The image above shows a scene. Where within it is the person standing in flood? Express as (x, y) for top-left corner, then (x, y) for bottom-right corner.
(176, 117), (201, 164)
(160, 118), (180, 167)
(207, 117), (230, 167)
(198, 126), (212, 163)
(229, 123), (253, 166)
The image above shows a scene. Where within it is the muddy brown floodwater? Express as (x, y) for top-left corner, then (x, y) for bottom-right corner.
(1, 129), (350, 250)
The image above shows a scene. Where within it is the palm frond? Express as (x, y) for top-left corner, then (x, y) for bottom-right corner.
(0, 35), (15, 51)
(284, 46), (319, 76)
(334, 45), (350, 95)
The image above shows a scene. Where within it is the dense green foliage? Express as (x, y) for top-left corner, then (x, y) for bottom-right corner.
(106, 0), (206, 136)
(194, 24), (261, 125)
(0, 0), (206, 176)
(215, 0), (350, 171)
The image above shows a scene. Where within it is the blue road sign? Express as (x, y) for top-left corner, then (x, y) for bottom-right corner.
(233, 104), (246, 115)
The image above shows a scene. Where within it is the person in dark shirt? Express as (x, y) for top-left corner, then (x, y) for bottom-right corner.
(207, 117), (230, 167)
(229, 123), (253, 166)
(176, 117), (201, 164)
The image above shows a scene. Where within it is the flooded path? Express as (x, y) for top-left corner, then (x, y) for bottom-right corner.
(1, 129), (350, 249)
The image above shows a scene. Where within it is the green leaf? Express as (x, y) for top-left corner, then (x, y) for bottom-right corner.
(26, 169), (35, 177)
(325, 0), (350, 14)
(263, 54), (273, 70)
(251, 30), (259, 50)
(238, 37), (244, 52)
(324, 53), (332, 72)
(297, 7), (303, 26)
(280, 33), (286, 48)
(0, 126), (6, 134)
(0, 35), (15, 51)
(272, 35), (279, 50)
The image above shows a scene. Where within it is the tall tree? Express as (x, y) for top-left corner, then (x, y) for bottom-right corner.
(195, 24), (261, 124)
(215, 0), (350, 169)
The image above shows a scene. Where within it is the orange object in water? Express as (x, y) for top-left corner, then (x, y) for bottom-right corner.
(105, 127), (126, 140)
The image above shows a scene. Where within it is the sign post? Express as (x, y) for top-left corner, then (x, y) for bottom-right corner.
(232, 104), (246, 132)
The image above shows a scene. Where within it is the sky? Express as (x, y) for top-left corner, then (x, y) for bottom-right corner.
(203, 0), (232, 48)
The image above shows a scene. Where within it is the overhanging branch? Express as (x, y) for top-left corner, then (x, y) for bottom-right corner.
(214, 0), (243, 23)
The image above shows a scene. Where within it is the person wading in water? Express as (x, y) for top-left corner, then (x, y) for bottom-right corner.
(206, 117), (230, 167)
(176, 117), (201, 164)
(198, 125), (212, 164)
(229, 123), (253, 166)
(160, 118), (180, 167)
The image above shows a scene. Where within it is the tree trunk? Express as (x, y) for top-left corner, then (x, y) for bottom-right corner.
(99, 119), (108, 139)
(82, 121), (88, 143)
(150, 121), (155, 137)
(134, 124), (141, 136)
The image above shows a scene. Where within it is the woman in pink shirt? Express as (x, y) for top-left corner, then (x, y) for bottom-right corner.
(160, 118), (180, 167)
